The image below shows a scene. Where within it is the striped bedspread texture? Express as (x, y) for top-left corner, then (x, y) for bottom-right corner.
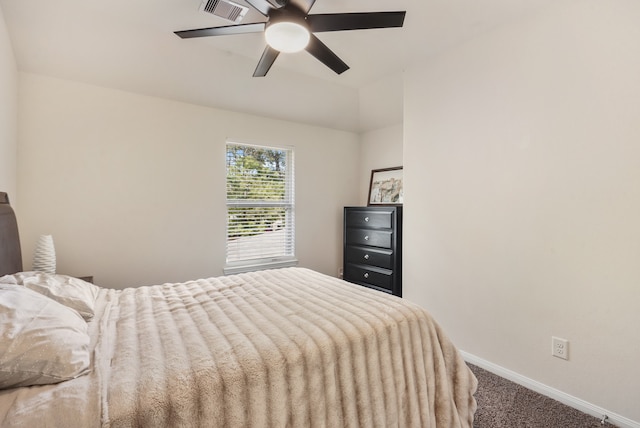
(1, 267), (477, 427)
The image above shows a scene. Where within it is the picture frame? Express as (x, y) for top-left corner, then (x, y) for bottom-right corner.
(368, 167), (403, 206)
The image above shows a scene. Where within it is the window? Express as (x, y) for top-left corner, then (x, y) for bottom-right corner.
(224, 142), (296, 274)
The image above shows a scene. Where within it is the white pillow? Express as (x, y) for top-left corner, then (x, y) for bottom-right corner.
(0, 283), (91, 389)
(0, 272), (98, 320)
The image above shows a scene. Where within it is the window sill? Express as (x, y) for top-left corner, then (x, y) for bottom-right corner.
(223, 258), (298, 276)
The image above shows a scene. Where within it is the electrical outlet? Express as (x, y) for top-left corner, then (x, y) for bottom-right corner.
(552, 336), (569, 360)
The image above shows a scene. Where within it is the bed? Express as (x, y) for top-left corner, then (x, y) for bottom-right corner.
(0, 192), (477, 427)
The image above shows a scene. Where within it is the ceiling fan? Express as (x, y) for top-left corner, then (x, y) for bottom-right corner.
(174, 0), (406, 77)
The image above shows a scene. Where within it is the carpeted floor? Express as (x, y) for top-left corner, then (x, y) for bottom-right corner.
(469, 363), (616, 428)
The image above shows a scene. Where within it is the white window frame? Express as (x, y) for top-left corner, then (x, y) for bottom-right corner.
(223, 141), (297, 275)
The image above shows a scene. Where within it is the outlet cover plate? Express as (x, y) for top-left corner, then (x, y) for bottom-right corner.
(552, 336), (569, 360)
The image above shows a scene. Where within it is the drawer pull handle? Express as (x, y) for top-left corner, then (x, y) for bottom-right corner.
(364, 272), (369, 279)
(364, 235), (369, 241)
(364, 254), (370, 260)
(364, 217), (369, 222)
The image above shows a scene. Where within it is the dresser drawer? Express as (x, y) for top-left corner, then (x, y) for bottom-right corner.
(345, 245), (393, 269)
(345, 209), (393, 229)
(345, 228), (392, 248)
(344, 264), (393, 292)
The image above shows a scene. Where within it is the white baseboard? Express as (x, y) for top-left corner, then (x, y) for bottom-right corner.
(461, 351), (640, 428)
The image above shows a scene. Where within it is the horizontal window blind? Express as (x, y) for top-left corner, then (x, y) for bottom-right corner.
(226, 143), (295, 267)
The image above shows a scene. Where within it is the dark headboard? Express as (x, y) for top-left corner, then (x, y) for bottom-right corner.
(0, 192), (23, 276)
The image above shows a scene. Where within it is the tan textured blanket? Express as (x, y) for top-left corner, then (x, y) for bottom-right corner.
(1, 268), (477, 427)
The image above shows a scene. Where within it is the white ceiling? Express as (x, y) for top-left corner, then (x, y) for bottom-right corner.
(0, 0), (555, 132)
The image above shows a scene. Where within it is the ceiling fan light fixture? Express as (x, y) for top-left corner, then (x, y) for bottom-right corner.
(265, 21), (310, 53)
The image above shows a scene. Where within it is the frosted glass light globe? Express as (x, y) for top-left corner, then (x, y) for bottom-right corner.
(265, 21), (310, 53)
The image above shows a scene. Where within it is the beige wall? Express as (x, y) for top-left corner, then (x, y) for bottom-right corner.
(404, 0), (640, 423)
(358, 73), (403, 132)
(0, 5), (17, 201)
(358, 124), (403, 206)
(17, 73), (360, 288)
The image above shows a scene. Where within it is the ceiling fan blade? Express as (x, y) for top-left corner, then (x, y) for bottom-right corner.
(305, 34), (349, 75)
(175, 23), (266, 39)
(253, 46), (280, 77)
(307, 11), (406, 33)
(245, 0), (273, 16)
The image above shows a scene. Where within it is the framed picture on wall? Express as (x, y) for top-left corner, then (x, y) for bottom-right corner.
(368, 167), (403, 206)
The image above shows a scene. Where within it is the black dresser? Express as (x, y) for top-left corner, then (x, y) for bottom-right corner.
(343, 206), (402, 297)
